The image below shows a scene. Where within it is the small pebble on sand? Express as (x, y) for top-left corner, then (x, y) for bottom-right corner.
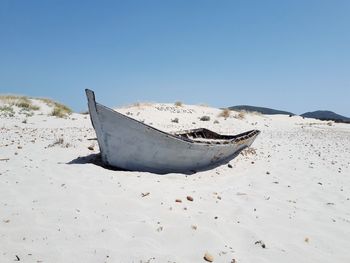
(187, 196), (194, 201)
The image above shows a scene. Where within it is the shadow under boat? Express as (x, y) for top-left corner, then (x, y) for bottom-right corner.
(67, 153), (127, 172)
(67, 147), (245, 175)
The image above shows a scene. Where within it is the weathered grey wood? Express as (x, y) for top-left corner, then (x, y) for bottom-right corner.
(85, 89), (260, 174)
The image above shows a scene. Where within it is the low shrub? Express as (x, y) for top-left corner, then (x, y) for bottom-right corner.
(218, 108), (231, 118)
(234, 111), (245, 119)
(200, 115), (210, 121)
(0, 105), (15, 117)
(171, 117), (179, 123)
(15, 97), (40, 111)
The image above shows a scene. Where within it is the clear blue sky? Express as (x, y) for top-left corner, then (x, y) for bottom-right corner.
(1, 0), (349, 116)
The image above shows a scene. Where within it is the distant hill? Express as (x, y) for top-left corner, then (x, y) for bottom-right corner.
(228, 105), (295, 116)
(301, 110), (350, 123)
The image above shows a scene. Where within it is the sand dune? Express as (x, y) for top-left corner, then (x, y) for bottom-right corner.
(1, 99), (350, 262)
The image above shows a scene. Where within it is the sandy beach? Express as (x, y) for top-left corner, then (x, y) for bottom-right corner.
(1, 98), (350, 262)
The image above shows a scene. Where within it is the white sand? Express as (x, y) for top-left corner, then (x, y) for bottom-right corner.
(1, 100), (350, 262)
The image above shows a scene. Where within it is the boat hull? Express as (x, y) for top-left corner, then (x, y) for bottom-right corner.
(86, 89), (260, 174)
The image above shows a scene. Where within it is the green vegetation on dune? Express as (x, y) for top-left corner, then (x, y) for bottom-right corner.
(50, 105), (72, 118)
(38, 98), (72, 118)
(0, 95), (72, 118)
(301, 111), (350, 123)
(0, 105), (15, 117)
(228, 105), (295, 115)
(0, 95), (40, 111)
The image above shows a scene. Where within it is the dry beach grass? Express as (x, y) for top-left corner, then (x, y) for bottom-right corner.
(0, 95), (72, 118)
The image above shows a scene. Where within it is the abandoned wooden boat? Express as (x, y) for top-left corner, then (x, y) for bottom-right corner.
(86, 89), (260, 174)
